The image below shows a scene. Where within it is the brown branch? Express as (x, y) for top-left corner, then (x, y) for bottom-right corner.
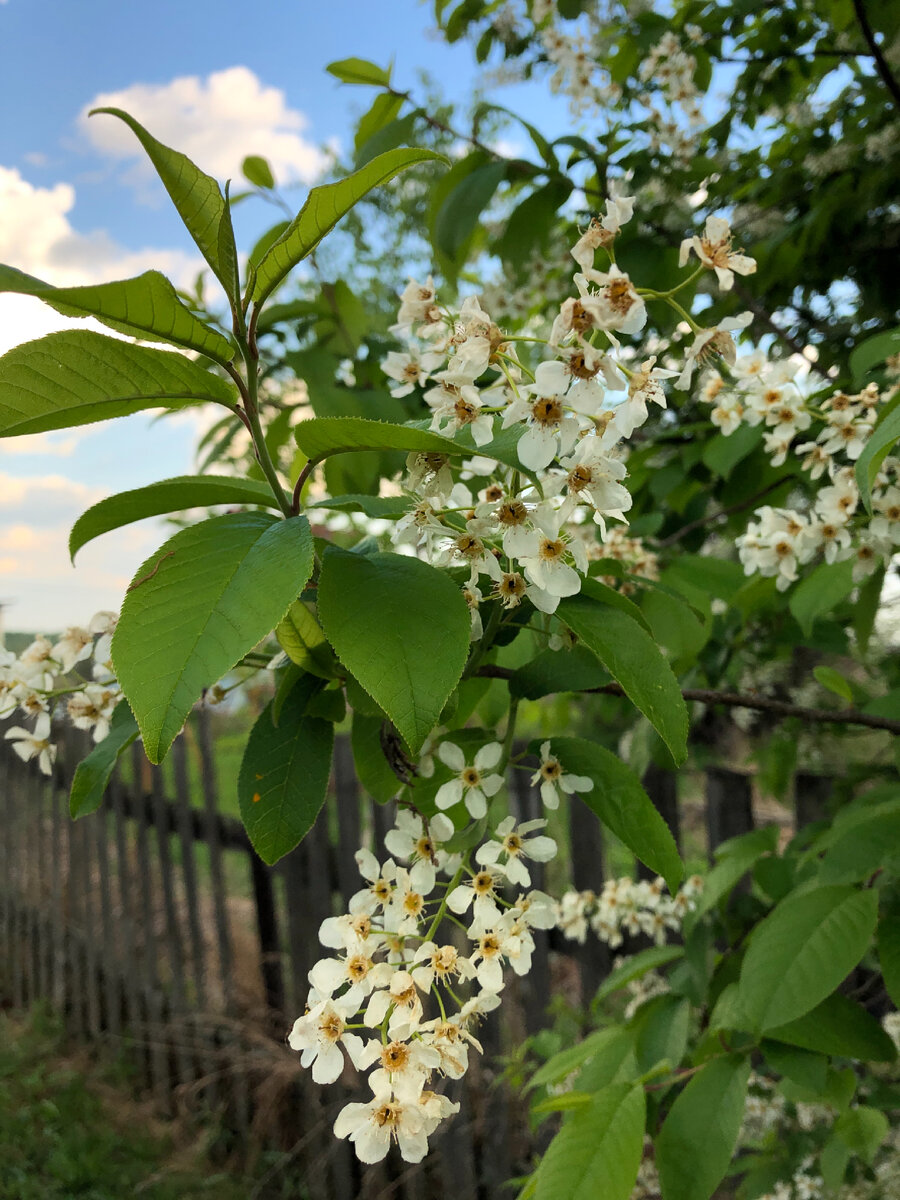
(655, 477), (793, 549)
(730, 279), (808, 360)
(851, 0), (900, 107)
(474, 665), (900, 734)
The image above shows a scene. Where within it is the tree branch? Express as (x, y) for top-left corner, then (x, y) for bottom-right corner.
(851, 0), (900, 107)
(474, 666), (900, 735)
(655, 476), (794, 549)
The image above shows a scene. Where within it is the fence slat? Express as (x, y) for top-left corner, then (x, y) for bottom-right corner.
(195, 707), (236, 1013)
(151, 761), (194, 1089)
(705, 766), (754, 856)
(131, 743), (171, 1108)
(333, 737), (362, 907)
(795, 772), (833, 828)
(110, 765), (148, 1085)
(94, 794), (120, 1038)
(568, 793), (610, 1002)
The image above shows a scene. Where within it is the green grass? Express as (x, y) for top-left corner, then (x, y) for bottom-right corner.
(0, 1005), (247, 1200)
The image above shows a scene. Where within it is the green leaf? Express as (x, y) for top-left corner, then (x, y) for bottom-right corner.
(633, 995), (690, 1074)
(737, 886), (878, 1032)
(69, 474), (278, 561)
(812, 664), (854, 703)
(854, 564), (885, 653)
(702, 424), (762, 477)
(113, 513), (315, 763)
(327, 57), (392, 86)
(556, 597), (689, 764)
(765, 992), (897, 1062)
(594, 946), (685, 1003)
(849, 324), (900, 384)
(0, 330), (236, 438)
(351, 713), (400, 803)
(655, 1056), (751, 1200)
(433, 160), (506, 263)
(541, 737), (683, 892)
(69, 701), (140, 818)
(856, 402), (900, 514)
(510, 645), (610, 700)
(238, 676), (334, 863)
(528, 1028), (630, 1094)
(276, 600), (338, 679)
(818, 809), (900, 884)
(788, 559), (855, 636)
(242, 155), (275, 189)
(295, 415), (464, 462)
(317, 548), (470, 753)
(312, 494), (411, 519)
(533, 1083), (645, 1200)
(253, 148), (445, 306)
(834, 1106), (889, 1164)
(0, 265), (234, 365)
(89, 108), (238, 304)
(579, 576), (651, 632)
(877, 893), (900, 1007)
(760, 1041), (828, 1093)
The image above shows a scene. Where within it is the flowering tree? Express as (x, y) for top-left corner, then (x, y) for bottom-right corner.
(2, 3), (900, 1196)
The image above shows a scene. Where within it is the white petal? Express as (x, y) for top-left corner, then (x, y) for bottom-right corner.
(475, 741), (503, 770)
(437, 741), (465, 771)
(465, 789), (488, 819)
(435, 779), (464, 810)
(311, 1041), (344, 1085)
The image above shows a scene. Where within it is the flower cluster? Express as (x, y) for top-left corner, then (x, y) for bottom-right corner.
(555, 873), (703, 949)
(698, 355), (900, 589)
(1, 613), (120, 774)
(384, 206), (756, 625)
(288, 804), (559, 1163)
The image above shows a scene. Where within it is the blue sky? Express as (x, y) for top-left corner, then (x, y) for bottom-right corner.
(0, 0), (569, 632)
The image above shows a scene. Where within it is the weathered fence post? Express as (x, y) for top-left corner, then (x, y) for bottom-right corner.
(705, 766), (754, 856)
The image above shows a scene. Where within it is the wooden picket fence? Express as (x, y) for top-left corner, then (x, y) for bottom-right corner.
(0, 707), (837, 1198)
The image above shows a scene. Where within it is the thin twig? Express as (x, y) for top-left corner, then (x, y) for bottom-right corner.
(655, 477), (794, 548)
(852, 0), (900, 106)
(473, 666), (900, 734)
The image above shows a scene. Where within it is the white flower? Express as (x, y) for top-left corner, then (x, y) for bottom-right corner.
(349, 851), (398, 915)
(679, 215), (757, 290)
(334, 1079), (430, 1164)
(606, 356), (676, 442)
(288, 995), (365, 1084)
(425, 380), (495, 446)
(435, 741), (504, 819)
(5, 712), (56, 775)
(516, 509), (585, 602)
(53, 626), (94, 673)
(475, 817), (557, 888)
(570, 197), (634, 271)
(382, 859), (436, 934)
(383, 810), (455, 866)
(558, 436), (632, 529)
(382, 347), (444, 397)
(308, 949), (393, 1010)
(410, 941), (476, 991)
(581, 265), (647, 335)
(364, 969), (425, 1038)
(503, 361), (580, 471)
(358, 1036), (442, 1096)
(530, 741), (594, 809)
(676, 313), (754, 390)
(446, 864), (507, 930)
(66, 683), (119, 743)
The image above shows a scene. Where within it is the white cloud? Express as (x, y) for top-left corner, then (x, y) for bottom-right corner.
(81, 66), (329, 195)
(0, 165), (199, 291)
(0, 471), (165, 633)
